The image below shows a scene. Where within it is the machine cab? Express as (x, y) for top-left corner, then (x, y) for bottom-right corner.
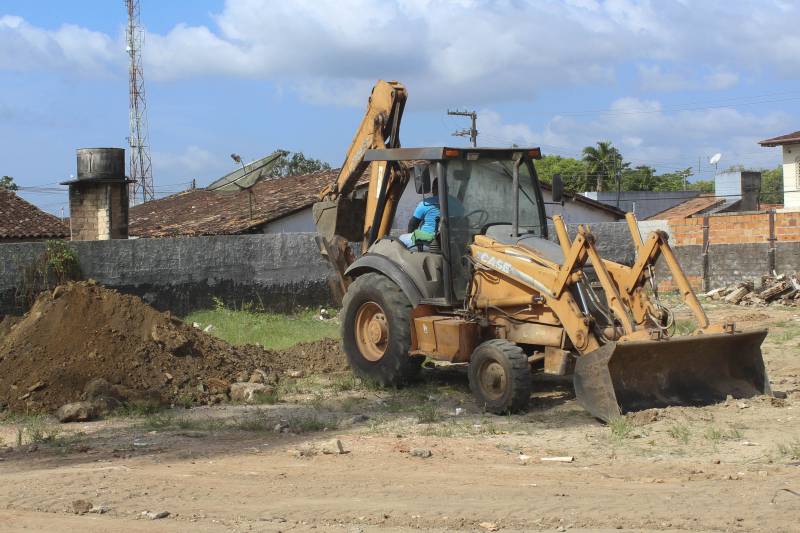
(364, 147), (549, 304)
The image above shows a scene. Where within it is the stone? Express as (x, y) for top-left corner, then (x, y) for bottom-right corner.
(205, 377), (230, 395)
(72, 499), (93, 515)
(230, 382), (267, 403)
(287, 370), (304, 379)
(249, 371), (266, 384)
(89, 504), (110, 514)
(52, 285), (65, 299)
(320, 439), (347, 455)
(91, 396), (121, 415)
(142, 510), (170, 520)
(83, 378), (125, 401)
(27, 381), (46, 393)
(410, 448), (432, 458)
(56, 401), (98, 423)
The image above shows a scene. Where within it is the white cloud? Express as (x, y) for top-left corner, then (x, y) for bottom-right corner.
(2, 2), (799, 105)
(0, 15), (118, 75)
(480, 97), (790, 171)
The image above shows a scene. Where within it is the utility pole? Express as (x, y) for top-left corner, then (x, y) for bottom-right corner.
(126, 0), (154, 205)
(447, 109), (478, 147)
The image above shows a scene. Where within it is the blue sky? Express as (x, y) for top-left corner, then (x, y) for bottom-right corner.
(2, 0), (799, 213)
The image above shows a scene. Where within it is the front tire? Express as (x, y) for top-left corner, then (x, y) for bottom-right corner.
(341, 272), (422, 386)
(469, 339), (531, 414)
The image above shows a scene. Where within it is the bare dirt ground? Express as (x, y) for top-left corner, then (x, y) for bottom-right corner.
(1, 302), (799, 532)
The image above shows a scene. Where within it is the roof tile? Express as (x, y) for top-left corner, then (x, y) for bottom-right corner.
(0, 190), (69, 239)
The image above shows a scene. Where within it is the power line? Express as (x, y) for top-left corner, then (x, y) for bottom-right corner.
(447, 109), (478, 147)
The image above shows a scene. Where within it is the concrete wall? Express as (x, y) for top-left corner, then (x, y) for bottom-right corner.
(0, 233), (332, 316)
(3, 211), (799, 317)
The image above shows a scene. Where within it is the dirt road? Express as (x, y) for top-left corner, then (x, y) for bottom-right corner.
(1, 303), (799, 532)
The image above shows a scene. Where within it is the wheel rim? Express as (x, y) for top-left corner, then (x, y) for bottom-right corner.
(354, 301), (388, 362)
(478, 359), (507, 401)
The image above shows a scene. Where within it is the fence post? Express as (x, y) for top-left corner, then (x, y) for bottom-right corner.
(701, 215), (710, 292)
(767, 209), (776, 275)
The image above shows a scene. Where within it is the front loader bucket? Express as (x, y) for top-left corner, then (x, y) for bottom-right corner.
(573, 329), (770, 422)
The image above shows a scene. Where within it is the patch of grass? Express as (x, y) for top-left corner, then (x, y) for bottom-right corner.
(705, 425), (743, 444)
(13, 415), (61, 447)
(414, 403), (441, 424)
(113, 400), (165, 417)
(776, 439), (800, 460)
(609, 417), (633, 441)
(667, 423), (690, 444)
(140, 412), (177, 430)
(184, 307), (339, 349)
(287, 414), (328, 433)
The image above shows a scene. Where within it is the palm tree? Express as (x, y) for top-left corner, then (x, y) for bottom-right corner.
(581, 141), (623, 192)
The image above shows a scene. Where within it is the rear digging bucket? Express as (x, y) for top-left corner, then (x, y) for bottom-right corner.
(573, 329), (770, 422)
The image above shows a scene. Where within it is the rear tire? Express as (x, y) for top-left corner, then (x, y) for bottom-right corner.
(469, 339), (531, 414)
(341, 272), (422, 386)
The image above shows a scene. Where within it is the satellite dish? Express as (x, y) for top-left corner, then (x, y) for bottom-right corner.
(207, 150), (286, 192)
(709, 153), (722, 165)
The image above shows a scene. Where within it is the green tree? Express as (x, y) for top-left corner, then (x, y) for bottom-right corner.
(581, 141), (624, 192)
(534, 155), (589, 193)
(0, 175), (18, 191)
(652, 167), (693, 191)
(760, 166), (783, 204)
(620, 165), (657, 191)
(269, 150), (332, 177)
(686, 179), (714, 193)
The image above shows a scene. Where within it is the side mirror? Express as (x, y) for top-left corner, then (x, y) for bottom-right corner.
(413, 164), (431, 194)
(552, 174), (564, 204)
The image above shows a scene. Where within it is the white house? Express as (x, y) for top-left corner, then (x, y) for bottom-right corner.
(759, 130), (800, 210)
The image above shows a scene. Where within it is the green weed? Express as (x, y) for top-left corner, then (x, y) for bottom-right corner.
(609, 417), (633, 441)
(414, 403), (441, 424)
(667, 423), (690, 444)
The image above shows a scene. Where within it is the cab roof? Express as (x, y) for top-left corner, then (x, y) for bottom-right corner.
(364, 147), (542, 162)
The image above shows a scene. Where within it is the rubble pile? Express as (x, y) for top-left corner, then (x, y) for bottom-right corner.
(0, 282), (346, 415)
(703, 273), (800, 307)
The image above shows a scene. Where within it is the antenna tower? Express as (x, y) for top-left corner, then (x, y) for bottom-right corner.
(126, 0), (153, 204)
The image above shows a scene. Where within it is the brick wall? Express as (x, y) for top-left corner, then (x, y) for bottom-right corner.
(662, 209), (800, 290)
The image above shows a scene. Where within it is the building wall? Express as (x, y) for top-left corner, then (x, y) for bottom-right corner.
(581, 190), (699, 219)
(261, 208), (316, 233)
(68, 182), (129, 240)
(783, 143), (800, 209)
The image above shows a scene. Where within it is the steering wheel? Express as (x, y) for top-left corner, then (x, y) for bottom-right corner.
(463, 209), (490, 229)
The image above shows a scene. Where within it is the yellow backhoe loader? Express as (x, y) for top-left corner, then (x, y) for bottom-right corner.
(314, 80), (770, 421)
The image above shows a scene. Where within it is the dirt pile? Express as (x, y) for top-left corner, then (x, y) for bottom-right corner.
(0, 282), (346, 414)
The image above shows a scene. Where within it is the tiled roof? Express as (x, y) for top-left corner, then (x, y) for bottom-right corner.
(0, 189), (69, 240)
(759, 130), (800, 147)
(646, 195), (727, 220)
(129, 170), (340, 238)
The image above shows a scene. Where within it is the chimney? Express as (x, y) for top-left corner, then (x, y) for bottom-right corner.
(61, 148), (130, 240)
